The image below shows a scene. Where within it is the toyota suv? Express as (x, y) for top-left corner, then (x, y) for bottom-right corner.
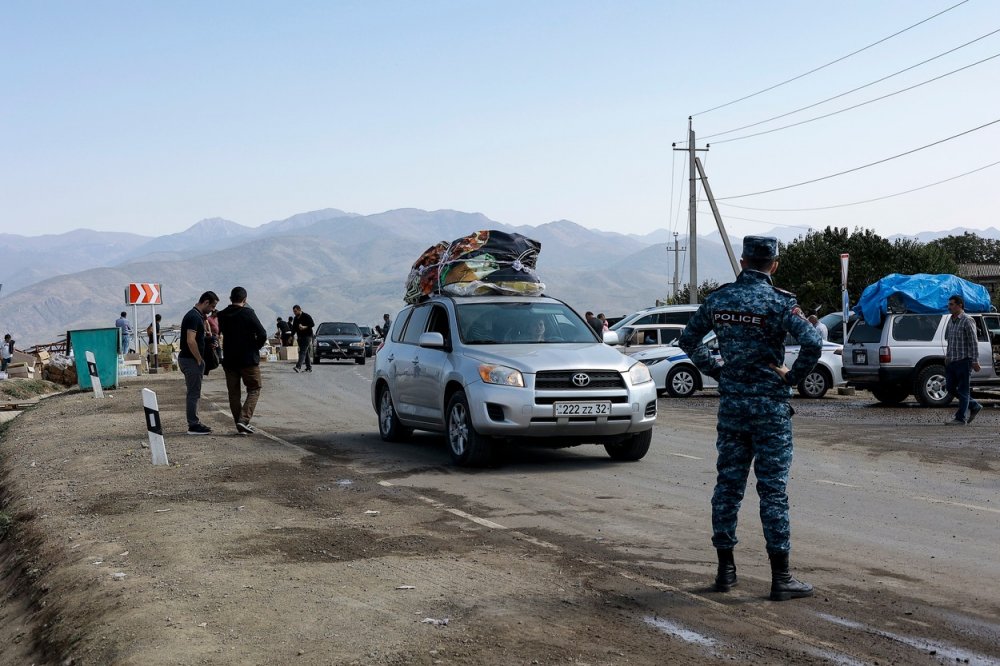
(371, 295), (657, 466)
(842, 312), (1000, 405)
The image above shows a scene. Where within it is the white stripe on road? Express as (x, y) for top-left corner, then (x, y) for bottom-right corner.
(912, 496), (1000, 514)
(814, 480), (860, 488)
(666, 452), (703, 460)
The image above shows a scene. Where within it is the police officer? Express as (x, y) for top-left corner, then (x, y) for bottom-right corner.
(678, 236), (822, 601)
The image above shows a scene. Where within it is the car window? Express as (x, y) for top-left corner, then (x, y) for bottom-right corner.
(974, 316), (989, 342)
(982, 315), (1000, 342)
(848, 321), (882, 344)
(659, 312), (693, 325)
(891, 315), (941, 342)
(390, 309), (410, 342)
(426, 305), (450, 343)
(401, 306), (432, 345)
(457, 301), (596, 344)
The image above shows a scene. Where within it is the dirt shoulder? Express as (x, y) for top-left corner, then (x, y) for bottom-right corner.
(0, 373), (694, 665)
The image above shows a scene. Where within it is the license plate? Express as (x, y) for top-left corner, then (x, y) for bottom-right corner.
(553, 401), (611, 417)
(853, 349), (868, 365)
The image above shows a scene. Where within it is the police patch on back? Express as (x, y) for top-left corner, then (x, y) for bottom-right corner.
(713, 310), (767, 327)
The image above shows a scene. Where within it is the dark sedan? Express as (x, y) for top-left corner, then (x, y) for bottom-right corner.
(312, 322), (366, 365)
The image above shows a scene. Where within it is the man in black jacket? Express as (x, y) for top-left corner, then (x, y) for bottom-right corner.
(291, 304), (314, 373)
(217, 286), (268, 435)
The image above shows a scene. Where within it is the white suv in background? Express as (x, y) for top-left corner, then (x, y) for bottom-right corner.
(607, 305), (699, 345)
(842, 312), (1000, 405)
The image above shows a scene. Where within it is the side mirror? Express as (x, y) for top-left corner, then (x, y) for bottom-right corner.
(602, 331), (619, 345)
(418, 332), (446, 349)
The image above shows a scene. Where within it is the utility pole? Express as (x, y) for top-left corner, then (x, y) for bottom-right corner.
(673, 117), (709, 304)
(671, 232), (686, 301)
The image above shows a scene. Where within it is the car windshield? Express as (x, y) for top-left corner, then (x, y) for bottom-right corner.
(456, 302), (598, 344)
(317, 323), (360, 336)
(359, 326), (372, 336)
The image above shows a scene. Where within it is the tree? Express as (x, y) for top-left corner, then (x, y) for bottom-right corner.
(777, 227), (956, 315)
(927, 232), (1000, 264)
(666, 280), (721, 305)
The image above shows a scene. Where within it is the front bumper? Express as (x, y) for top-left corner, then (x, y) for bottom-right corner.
(314, 342), (365, 359)
(465, 377), (657, 440)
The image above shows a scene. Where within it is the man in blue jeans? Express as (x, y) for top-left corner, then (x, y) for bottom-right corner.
(178, 291), (220, 435)
(944, 294), (983, 425)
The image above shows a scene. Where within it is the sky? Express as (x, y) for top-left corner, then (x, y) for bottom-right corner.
(2, 0), (999, 241)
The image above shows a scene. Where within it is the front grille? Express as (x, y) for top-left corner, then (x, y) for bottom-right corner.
(534, 395), (628, 405)
(535, 370), (625, 390)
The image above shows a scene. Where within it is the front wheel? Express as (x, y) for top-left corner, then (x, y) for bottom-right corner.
(446, 390), (497, 467)
(377, 385), (412, 442)
(605, 429), (652, 461)
(665, 365), (699, 398)
(914, 364), (952, 407)
(797, 368), (831, 399)
(355, 356), (366, 365)
(314, 356), (321, 364)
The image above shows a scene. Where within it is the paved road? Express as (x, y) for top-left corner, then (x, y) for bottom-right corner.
(232, 359), (1000, 664)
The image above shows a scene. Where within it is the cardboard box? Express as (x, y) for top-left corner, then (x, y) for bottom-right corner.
(11, 352), (35, 368)
(278, 346), (297, 361)
(7, 363), (34, 379)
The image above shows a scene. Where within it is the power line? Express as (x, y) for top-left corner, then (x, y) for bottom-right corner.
(715, 158), (1000, 211)
(702, 28), (1000, 141)
(712, 51), (1000, 145)
(692, 0), (969, 116)
(698, 209), (814, 230)
(715, 117), (1000, 200)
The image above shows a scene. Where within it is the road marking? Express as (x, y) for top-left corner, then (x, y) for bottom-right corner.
(815, 480), (860, 488)
(667, 452), (703, 460)
(413, 493), (508, 529)
(912, 496), (1000, 514)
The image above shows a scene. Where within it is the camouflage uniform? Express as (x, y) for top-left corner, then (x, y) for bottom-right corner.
(678, 238), (822, 555)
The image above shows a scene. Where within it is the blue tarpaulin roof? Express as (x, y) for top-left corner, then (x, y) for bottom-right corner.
(852, 273), (992, 326)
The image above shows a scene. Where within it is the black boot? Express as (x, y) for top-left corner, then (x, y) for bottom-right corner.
(768, 551), (813, 601)
(714, 549), (737, 592)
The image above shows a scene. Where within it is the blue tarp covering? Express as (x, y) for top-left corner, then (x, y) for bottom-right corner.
(852, 273), (992, 326)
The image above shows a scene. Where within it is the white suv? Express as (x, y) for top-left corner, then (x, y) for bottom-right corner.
(842, 312), (1000, 405)
(372, 295), (658, 466)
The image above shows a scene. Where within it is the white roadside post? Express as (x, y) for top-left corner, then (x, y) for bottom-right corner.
(142, 388), (169, 466)
(85, 350), (104, 399)
(840, 253), (850, 344)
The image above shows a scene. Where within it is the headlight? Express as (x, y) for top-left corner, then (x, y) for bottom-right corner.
(318, 342), (330, 347)
(350, 342), (364, 347)
(628, 362), (653, 385)
(478, 364), (524, 387)
(640, 357), (665, 366)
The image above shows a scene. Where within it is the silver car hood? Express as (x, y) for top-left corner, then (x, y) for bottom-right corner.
(462, 343), (633, 373)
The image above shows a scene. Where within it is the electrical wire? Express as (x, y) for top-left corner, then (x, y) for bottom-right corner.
(714, 158), (1000, 211)
(698, 209), (815, 230)
(712, 51), (1000, 144)
(702, 28), (1000, 141)
(715, 117), (1000, 200)
(692, 0), (969, 116)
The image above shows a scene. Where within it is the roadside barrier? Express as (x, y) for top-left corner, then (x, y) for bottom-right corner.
(85, 351), (103, 399)
(141, 388), (169, 466)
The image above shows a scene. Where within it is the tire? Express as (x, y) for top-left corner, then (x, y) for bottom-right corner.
(355, 357), (366, 365)
(915, 364), (952, 407)
(605, 429), (652, 461)
(314, 356), (321, 364)
(870, 385), (909, 405)
(446, 390), (497, 467)
(665, 365), (699, 398)
(377, 385), (412, 442)
(797, 368), (831, 399)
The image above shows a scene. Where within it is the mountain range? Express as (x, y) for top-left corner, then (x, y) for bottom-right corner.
(0, 208), (993, 348)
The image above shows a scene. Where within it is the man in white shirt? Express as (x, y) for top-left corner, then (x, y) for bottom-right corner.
(808, 315), (828, 341)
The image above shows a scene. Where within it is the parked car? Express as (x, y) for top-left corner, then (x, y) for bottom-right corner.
(313, 322), (366, 365)
(842, 312), (1000, 405)
(358, 325), (376, 357)
(816, 311), (858, 345)
(607, 305), (700, 344)
(371, 294), (658, 466)
(616, 324), (687, 354)
(632, 332), (844, 399)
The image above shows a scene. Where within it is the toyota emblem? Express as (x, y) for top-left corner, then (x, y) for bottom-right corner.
(571, 373), (591, 387)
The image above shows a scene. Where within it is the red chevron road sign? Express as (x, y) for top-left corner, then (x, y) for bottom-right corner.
(127, 283), (161, 305)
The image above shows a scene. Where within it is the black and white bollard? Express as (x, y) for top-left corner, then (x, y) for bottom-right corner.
(142, 388), (169, 466)
(85, 350), (104, 399)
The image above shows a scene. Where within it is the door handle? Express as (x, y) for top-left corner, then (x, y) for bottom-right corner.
(387, 354), (394, 362)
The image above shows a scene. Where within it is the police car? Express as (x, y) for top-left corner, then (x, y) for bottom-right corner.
(630, 332), (844, 399)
